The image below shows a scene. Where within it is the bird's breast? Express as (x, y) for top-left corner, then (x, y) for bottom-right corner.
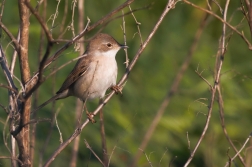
(72, 56), (118, 101)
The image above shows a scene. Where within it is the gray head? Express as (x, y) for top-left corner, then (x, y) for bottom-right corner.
(86, 33), (127, 57)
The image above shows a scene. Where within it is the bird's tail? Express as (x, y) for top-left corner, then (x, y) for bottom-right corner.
(33, 94), (60, 113)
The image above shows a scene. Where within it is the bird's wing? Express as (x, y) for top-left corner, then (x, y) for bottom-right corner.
(56, 56), (91, 94)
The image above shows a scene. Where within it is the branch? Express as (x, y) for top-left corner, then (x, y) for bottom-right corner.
(0, 21), (20, 53)
(217, 86), (246, 166)
(0, 45), (18, 92)
(24, 0), (53, 42)
(131, 4), (210, 166)
(224, 133), (251, 167)
(14, 1), (31, 166)
(84, 139), (105, 166)
(184, 0), (231, 166)
(183, 0), (252, 50)
(0, 156), (23, 166)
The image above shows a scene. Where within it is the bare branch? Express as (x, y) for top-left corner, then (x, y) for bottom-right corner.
(13, 1), (31, 166)
(99, 99), (108, 167)
(0, 83), (18, 93)
(132, 4), (209, 166)
(224, 134), (251, 167)
(0, 45), (18, 92)
(0, 0), (6, 21)
(50, 0), (60, 33)
(84, 139), (105, 166)
(217, 86), (246, 166)
(0, 156), (23, 166)
(183, 0), (252, 50)
(10, 30), (20, 74)
(129, 5), (143, 45)
(184, 0), (231, 166)
(121, 10), (129, 68)
(0, 21), (20, 53)
(195, 68), (213, 89)
(138, 149), (153, 167)
(24, 0), (53, 42)
(158, 148), (168, 167)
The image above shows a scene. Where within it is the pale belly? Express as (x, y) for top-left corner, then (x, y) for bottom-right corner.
(71, 57), (117, 101)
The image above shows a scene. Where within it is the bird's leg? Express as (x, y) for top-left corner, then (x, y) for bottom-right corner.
(111, 85), (122, 94)
(86, 107), (96, 124)
(82, 96), (96, 123)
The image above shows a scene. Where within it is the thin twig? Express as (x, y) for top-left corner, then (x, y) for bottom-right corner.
(55, 107), (63, 144)
(138, 149), (153, 167)
(0, 0), (6, 21)
(108, 143), (118, 166)
(121, 10), (129, 67)
(224, 134), (251, 167)
(158, 148), (168, 167)
(0, 156), (23, 166)
(0, 22), (20, 53)
(0, 45), (18, 92)
(0, 83), (18, 93)
(183, 0), (252, 50)
(58, 0), (69, 38)
(195, 69), (213, 89)
(169, 156), (177, 167)
(129, 5), (143, 45)
(132, 4), (209, 166)
(24, 0), (53, 42)
(50, 0), (61, 33)
(184, 0), (230, 166)
(217, 86), (246, 165)
(21, 118), (51, 128)
(45, 54), (87, 80)
(186, 132), (191, 151)
(84, 139), (105, 166)
(99, 99), (108, 167)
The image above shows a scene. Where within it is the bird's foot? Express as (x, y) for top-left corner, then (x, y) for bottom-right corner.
(86, 111), (96, 123)
(111, 85), (122, 94)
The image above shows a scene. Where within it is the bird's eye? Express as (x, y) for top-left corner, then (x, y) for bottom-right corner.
(107, 43), (112, 48)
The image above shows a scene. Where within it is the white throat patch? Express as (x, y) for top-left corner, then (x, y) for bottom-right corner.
(99, 49), (120, 58)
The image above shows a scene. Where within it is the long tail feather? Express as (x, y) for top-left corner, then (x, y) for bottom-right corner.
(33, 94), (60, 113)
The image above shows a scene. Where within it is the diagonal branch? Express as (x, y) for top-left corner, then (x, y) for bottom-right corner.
(131, 6), (210, 166)
(183, 0), (252, 50)
(217, 86), (246, 166)
(24, 0), (53, 42)
(184, 0), (231, 166)
(0, 45), (18, 92)
(0, 21), (20, 54)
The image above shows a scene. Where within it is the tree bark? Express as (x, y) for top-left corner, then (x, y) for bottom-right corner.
(15, 0), (31, 166)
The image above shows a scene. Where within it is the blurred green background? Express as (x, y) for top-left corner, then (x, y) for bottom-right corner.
(0, 0), (252, 167)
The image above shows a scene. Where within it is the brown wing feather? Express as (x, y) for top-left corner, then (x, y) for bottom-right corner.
(56, 57), (91, 94)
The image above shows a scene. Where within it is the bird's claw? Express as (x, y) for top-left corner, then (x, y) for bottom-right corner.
(111, 85), (122, 94)
(86, 111), (96, 123)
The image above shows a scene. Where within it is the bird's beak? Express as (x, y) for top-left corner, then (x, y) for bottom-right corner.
(120, 44), (128, 49)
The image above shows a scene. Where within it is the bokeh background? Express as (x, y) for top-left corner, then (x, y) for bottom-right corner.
(0, 0), (252, 166)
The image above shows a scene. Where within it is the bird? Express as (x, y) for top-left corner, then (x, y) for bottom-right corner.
(34, 33), (127, 117)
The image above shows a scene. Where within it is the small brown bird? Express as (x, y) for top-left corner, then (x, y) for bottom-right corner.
(35, 33), (127, 112)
